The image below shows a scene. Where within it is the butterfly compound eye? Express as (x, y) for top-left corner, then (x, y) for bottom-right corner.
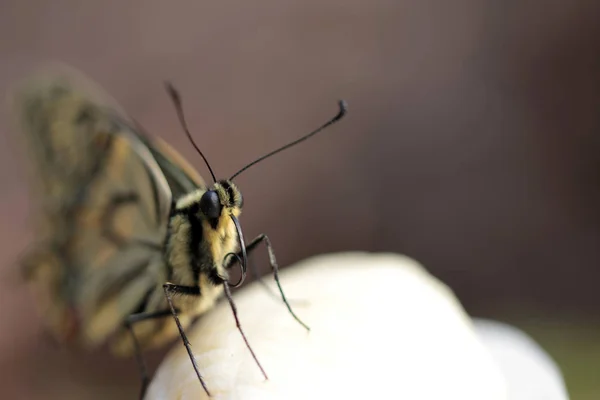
(200, 191), (221, 219)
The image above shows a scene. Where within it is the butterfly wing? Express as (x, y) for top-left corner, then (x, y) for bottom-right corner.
(135, 125), (205, 197)
(12, 65), (204, 350)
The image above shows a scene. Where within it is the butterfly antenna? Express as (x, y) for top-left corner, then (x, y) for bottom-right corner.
(229, 100), (348, 180)
(165, 82), (217, 183)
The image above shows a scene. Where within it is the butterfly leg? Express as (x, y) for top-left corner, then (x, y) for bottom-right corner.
(246, 251), (284, 301)
(125, 309), (173, 400)
(163, 281), (271, 393)
(226, 234), (310, 332)
(244, 245), (308, 307)
(220, 280), (268, 380)
(162, 283), (211, 396)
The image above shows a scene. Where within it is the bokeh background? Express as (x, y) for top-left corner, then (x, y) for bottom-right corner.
(1, 1), (600, 398)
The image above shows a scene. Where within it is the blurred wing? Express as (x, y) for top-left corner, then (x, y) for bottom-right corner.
(12, 65), (203, 348)
(134, 126), (205, 197)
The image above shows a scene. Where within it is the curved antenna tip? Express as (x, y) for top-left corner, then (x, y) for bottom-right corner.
(334, 100), (348, 122)
(229, 97), (348, 180)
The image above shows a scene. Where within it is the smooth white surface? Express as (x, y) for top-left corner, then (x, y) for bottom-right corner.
(146, 252), (508, 400)
(473, 319), (569, 400)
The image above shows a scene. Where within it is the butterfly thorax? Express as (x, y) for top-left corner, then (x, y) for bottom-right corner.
(164, 180), (243, 310)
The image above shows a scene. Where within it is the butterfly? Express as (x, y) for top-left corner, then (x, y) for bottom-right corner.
(11, 64), (347, 398)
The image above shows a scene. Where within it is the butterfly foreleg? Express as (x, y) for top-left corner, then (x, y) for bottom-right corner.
(243, 246), (308, 308)
(225, 234), (310, 331)
(162, 283), (211, 396)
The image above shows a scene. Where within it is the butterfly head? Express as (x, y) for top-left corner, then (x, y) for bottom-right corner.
(200, 180), (243, 222)
(194, 180), (246, 287)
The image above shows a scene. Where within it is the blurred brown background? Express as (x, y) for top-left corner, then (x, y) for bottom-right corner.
(1, 0), (600, 398)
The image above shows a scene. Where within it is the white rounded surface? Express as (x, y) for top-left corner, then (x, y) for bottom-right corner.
(473, 319), (569, 400)
(146, 252), (507, 400)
